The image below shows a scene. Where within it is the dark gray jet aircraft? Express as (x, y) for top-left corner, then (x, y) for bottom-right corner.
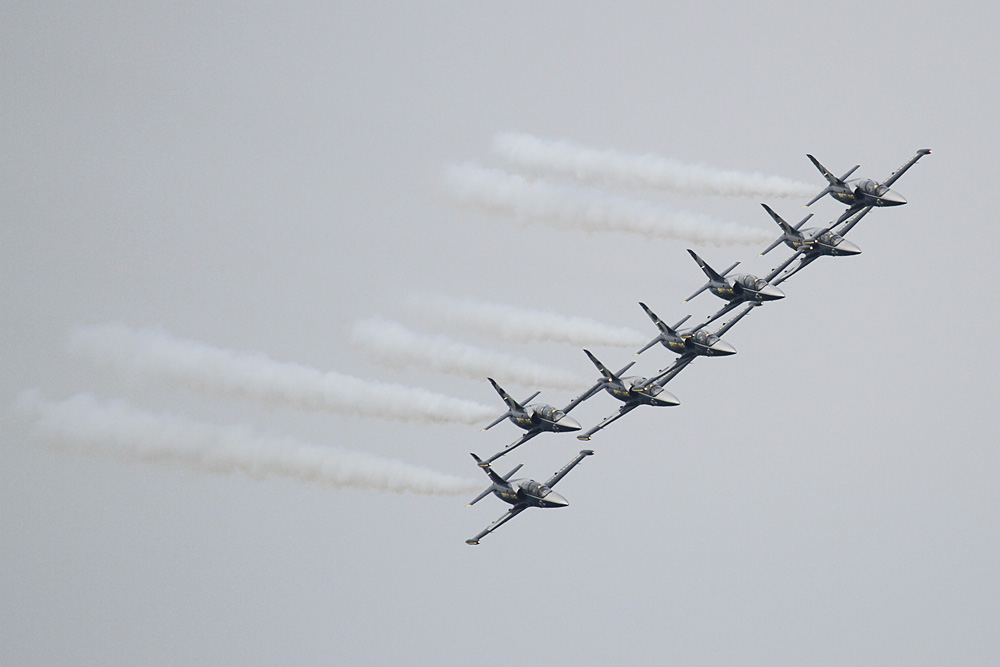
(480, 378), (583, 463)
(683, 249), (784, 325)
(759, 204), (861, 281)
(465, 449), (594, 545)
(575, 349), (681, 441)
(805, 148), (931, 211)
(684, 250), (785, 305)
(636, 302), (739, 358)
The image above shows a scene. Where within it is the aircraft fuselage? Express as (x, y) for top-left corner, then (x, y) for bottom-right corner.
(831, 179), (907, 208)
(710, 274), (784, 304)
(509, 404), (581, 433)
(660, 330), (736, 357)
(493, 479), (568, 508)
(784, 229), (861, 257)
(603, 377), (680, 406)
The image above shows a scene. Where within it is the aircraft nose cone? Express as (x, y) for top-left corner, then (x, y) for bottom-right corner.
(710, 339), (737, 356)
(758, 284), (785, 301)
(653, 389), (681, 406)
(881, 189), (907, 206)
(838, 239), (862, 255)
(557, 415), (582, 431)
(545, 492), (569, 507)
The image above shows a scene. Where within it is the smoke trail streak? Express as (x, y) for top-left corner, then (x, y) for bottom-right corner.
(350, 318), (589, 390)
(15, 392), (481, 495)
(493, 132), (815, 199)
(411, 293), (648, 348)
(443, 162), (772, 246)
(70, 324), (495, 425)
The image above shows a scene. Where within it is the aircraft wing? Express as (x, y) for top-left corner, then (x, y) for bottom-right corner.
(714, 303), (757, 337)
(576, 402), (639, 441)
(699, 300), (742, 329)
(763, 251), (802, 283)
(483, 429), (541, 464)
(466, 504), (528, 545)
(882, 148), (931, 187)
(544, 449), (595, 488)
(834, 205), (873, 236)
(560, 380), (605, 415)
(772, 253), (819, 285)
(653, 354), (696, 386)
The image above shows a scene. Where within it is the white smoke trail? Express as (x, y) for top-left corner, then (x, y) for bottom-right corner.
(15, 392), (481, 496)
(411, 293), (648, 348)
(350, 318), (589, 390)
(444, 162), (772, 246)
(493, 132), (815, 199)
(70, 324), (495, 425)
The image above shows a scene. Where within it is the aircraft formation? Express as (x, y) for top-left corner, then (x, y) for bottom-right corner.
(466, 148), (931, 545)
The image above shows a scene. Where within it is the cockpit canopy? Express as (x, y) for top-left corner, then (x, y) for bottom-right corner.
(736, 274), (767, 291)
(692, 330), (717, 345)
(855, 179), (889, 196)
(521, 480), (551, 498)
(817, 231), (843, 246)
(533, 405), (566, 422)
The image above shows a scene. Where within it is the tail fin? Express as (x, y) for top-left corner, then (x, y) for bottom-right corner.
(687, 249), (726, 283)
(488, 378), (521, 411)
(470, 452), (507, 485)
(761, 203), (796, 235)
(759, 204), (809, 256)
(807, 154), (844, 186)
(484, 378), (540, 430)
(639, 302), (675, 336)
(805, 155), (858, 206)
(583, 349), (618, 382)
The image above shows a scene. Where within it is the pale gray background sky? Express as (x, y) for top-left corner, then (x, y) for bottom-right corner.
(4, 2), (998, 665)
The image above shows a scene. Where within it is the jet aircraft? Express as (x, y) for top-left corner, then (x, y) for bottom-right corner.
(480, 378), (583, 463)
(465, 449), (594, 545)
(758, 204), (861, 281)
(805, 148), (931, 211)
(683, 249), (785, 325)
(575, 349), (681, 441)
(635, 303), (739, 358)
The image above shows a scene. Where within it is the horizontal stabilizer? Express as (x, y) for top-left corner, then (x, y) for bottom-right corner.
(614, 360), (636, 377)
(838, 164), (861, 182)
(635, 337), (661, 355)
(502, 463), (523, 480)
(804, 187), (831, 207)
(467, 486), (493, 507)
(793, 212), (814, 231)
(670, 314), (691, 330)
(481, 411), (510, 431)
(683, 283), (710, 303)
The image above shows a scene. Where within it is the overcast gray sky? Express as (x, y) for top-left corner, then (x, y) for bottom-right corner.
(4, 2), (998, 665)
